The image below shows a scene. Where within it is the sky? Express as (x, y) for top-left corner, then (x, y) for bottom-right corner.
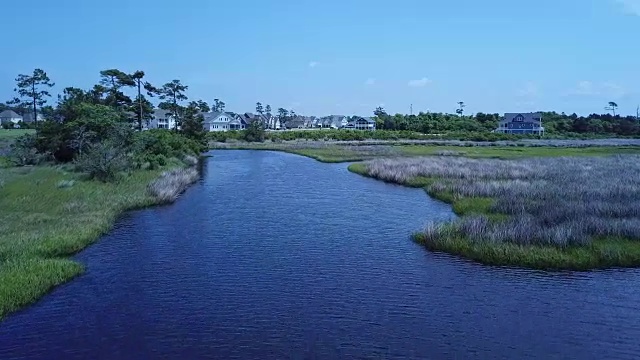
(1, 0), (639, 116)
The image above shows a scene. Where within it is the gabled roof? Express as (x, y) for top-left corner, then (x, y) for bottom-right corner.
(0, 110), (22, 118)
(503, 112), (542, 123)
(352, 116), (375, 123)
(153, 109), (174, 120)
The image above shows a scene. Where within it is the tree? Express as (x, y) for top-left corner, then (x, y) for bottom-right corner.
(256, 102), (264, 115)
(244, 117), (265, 142)
(265, 104), (272, 115)
(277, 108), (289, 121)
(195, 100), (210, 113)
(605, 101), (618, 116)
(158, 80), (188, 130)
(374, 106), (388, 117)
(456, 101), (466, 116)
(99, 69), (134, 110)
(129, 71), (160, 130)
(182, 101), (207, 146)
(212, 99), (226, 112)
(9, 69), (55, 124)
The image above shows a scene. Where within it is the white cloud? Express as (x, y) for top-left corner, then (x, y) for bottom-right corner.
(364, 78), (376, 86)
(570, 80), (599, 95)
(517, 82), (539, 97)
(566, 81), (627, 98)
(615, 0), (640, 15)
(308, 61), (318, 68)
(408, 77), (432, 87)
(602, 82), (627, 98)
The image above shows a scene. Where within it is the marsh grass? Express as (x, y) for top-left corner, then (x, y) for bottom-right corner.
(148, 167), (200, 203)
(351, 155), (640, 269)
(212, 141), (640, 163)
(0, 161), (198, 319)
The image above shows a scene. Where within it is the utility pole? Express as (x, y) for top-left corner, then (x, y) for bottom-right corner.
(637, 105), (639, 121)
(410, 104), (413, 115)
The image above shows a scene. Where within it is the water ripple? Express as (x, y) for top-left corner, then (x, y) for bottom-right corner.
(1, 150), (640, 359)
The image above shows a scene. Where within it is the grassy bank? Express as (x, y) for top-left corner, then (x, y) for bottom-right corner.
(211, 141), (640, 163)
(348, 155), (640, 270)
(0, 163), (198, 319)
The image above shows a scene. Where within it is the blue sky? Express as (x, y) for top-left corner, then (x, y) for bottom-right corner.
(2, 0), (639, 116)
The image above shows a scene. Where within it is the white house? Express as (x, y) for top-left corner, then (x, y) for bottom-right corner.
(203, 111), (246, 132)
(0, 110), (23, 125)
(266, 115), (281, 130)
(148, 109), (177, 130)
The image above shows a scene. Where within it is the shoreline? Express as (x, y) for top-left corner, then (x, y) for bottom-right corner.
(347, 161), (640, 271)
(0, 160), (200, 319)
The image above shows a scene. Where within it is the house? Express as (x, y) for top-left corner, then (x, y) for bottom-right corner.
(495, 113), (544, 135)
(283, 116), (307, 129)
(21, 112), (45, 123)
(265, 114), (281, 130)
(313, 115), (348, 129)
(203, 111), (247, 132)
(0, 110), (23, 125)
(149, 109), (177, 129)
(346, 116), (376, 130)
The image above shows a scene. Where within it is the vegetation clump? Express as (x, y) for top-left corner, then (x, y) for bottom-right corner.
(148, 167), (199, 203)
(353, 155), (640, 269)
(0, 68), (207, 320)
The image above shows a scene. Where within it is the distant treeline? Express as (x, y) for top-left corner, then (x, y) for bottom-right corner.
(373, 111), (640, 137)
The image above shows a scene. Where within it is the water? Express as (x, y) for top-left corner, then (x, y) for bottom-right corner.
(2, 150), (640, 359)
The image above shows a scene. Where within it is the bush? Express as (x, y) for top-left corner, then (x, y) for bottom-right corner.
(244, 120), (265, 142)
(9, 134), (48, 166)
(74, 139), (131, 182)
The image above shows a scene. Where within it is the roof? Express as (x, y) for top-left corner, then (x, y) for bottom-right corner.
(502, 113), (542, 123)
(153, 109), (174, 120)
(0, 110), (22, 119)
(352, 116), (376, 123)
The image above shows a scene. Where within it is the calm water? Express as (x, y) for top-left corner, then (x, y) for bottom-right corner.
(2, 150), (640, 359)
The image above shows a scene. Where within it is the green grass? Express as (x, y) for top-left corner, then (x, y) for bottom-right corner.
(213, 142), (640, 163)
(0, 165), (167, 319)
(396, 145), (640, 158)
(347, 162), (640, 270)
(0, 129), (35, 140)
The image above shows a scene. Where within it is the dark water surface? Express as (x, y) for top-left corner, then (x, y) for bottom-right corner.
(2, 150), (640, 359)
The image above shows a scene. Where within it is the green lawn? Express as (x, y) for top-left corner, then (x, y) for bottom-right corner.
(0, 165), (166, 319)
(0, 129), (35, 140)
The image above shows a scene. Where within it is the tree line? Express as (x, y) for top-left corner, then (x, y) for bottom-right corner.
(372, 105), (640, 137)
(3, 68), (213, 181)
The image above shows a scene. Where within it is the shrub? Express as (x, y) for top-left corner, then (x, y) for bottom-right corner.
(136, 130), (202, 156)
(244, 120), (265, 142)
(74, 139), (131, 182)
(9, 134), (48, 166)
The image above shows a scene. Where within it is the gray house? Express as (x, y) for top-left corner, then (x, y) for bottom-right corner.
(22, 112), (45, 123)
(345, 116), (376, 130)
(283, 116), (306, 129)
(0, 110), (23, 125)
(495, 113), (544, 135)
